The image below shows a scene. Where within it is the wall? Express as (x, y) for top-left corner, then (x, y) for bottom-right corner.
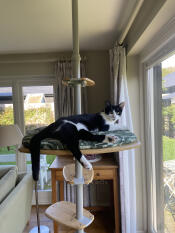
(0, 51), (110, 113)
(0, 51), (144, 232)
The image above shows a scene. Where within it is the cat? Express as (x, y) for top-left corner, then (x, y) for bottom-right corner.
(30, 101), (125, 181)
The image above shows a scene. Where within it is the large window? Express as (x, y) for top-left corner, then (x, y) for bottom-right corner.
(146, 53), (175, 233)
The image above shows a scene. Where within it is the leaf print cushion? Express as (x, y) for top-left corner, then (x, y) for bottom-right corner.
(22, 127), (138, 151)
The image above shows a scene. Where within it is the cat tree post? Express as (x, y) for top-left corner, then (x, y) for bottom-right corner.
(71, 1), (84, 232)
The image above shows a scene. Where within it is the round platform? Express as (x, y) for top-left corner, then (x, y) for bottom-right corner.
(62, 77), (95, 87)
(19, 141), (140, 156)
(45, 201), (94, 230)
(63, 163), (94, 184)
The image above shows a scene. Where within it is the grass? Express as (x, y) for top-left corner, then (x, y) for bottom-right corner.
(0, 161), (32, 165)
(0, 146), (16, 155)
(46, 155), (56, 166)
(0, 154), (56, 166)
(163, 136), (175, 161)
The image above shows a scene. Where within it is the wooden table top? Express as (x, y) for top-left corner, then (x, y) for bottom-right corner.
(49, 154), (118, 170)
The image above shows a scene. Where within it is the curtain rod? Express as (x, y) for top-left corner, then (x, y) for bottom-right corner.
(118, 0), (144, 45)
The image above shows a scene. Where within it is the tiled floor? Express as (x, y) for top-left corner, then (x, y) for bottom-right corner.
(23, 205), (115, 233)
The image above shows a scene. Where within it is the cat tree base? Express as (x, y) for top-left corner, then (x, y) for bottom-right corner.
(45, 201), (94, 231)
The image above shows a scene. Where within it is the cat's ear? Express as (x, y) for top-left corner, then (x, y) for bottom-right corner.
(105, 100), (111, 108)
(104, 100), (111, 114)
(119, 102), (125, 110)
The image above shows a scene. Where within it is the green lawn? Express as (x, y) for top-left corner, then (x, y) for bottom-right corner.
(0, 146), (16, 155)
(163, 136), (175, 161)
(0, 154), (56, 165)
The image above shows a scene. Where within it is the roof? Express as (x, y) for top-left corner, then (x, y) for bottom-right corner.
(163, 72), (175, 88)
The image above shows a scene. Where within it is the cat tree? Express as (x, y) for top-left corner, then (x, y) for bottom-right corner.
(19, 1), (140, 232)
(45, 1), (94, 232)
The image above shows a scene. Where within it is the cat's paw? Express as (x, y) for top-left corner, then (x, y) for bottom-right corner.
(80, 155), (92, 170)
(103, 136), (116, 143)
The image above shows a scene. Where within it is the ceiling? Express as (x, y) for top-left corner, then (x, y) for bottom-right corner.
(0, 0), (137, 54)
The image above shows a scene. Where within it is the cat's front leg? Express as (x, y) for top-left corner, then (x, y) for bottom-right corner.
(80, 155), (92, 170)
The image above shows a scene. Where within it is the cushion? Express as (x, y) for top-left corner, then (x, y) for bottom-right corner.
(22, 127), (137, 150)
(0, 168), (17, 203)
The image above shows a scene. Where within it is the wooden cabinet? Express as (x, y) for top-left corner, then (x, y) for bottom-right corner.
(50, 155), (120, 233)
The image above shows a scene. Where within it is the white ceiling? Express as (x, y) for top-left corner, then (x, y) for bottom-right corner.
(0, 0), (137, 54)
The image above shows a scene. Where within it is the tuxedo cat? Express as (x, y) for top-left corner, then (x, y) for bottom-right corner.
(30, 101), (125, 181)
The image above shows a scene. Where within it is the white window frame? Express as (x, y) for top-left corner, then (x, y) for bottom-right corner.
(140, 20), (175, 233)
(0, 75), (58, 204)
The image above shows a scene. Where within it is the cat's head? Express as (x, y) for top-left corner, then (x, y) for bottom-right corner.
(104, 101), (125, 123)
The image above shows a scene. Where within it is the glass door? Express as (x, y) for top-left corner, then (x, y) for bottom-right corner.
(162, 54), (175, 233)
(0, 86), (16, 166)
(22, 85), (56, 191)
(146, 54), (175, 233)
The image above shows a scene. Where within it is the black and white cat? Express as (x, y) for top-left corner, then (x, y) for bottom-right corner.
(30, 101), (125, 181)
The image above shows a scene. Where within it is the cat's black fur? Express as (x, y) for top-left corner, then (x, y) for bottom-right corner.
(30, 101), (125, 181)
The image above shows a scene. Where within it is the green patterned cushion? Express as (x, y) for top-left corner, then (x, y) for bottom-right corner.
(22, 127), (137, 151)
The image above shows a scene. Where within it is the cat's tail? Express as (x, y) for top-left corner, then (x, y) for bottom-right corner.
(30, 123), (54, 181)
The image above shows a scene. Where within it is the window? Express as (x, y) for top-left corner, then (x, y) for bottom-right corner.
(22, 85), (56, 191)
(0, 86), (16, 166)
(146, 53), (175, 233)
(0, 76), (57, 203)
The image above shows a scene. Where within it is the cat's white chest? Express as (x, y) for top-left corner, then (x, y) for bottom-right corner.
(107, 121), (118, 131)
(107, 120), (126, 131)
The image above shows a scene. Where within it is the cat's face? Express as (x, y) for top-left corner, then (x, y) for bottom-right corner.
(104, 101), (125, 123)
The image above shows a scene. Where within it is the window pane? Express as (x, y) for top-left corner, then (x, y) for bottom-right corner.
(23, 85), (56, 191)
(0, 87), (16, 166)
(162, 54), (175, 233)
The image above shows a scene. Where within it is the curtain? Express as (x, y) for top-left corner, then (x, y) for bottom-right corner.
(55, 58), (89, 205)
(55, 58), (88, 119)
(109, 45), (137, 233)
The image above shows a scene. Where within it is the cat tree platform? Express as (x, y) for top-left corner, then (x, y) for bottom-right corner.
(63, 163), (94, 185)
(45, 201), (94, 230)
(62, 77), (95, 87)
(19, 141), (140, 156)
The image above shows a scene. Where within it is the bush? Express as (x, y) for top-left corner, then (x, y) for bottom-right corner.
(0, 107), (54, 127)
(0, 107), (14, 125)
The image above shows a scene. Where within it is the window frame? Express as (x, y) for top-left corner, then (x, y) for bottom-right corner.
(0, 75), (57, 204)
(141, 34), (175, 232)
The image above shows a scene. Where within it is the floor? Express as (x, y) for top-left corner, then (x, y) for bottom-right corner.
(23, 206), (115, 233)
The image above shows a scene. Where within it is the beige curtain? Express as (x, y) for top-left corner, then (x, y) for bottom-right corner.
(55, 58), (88, 118)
